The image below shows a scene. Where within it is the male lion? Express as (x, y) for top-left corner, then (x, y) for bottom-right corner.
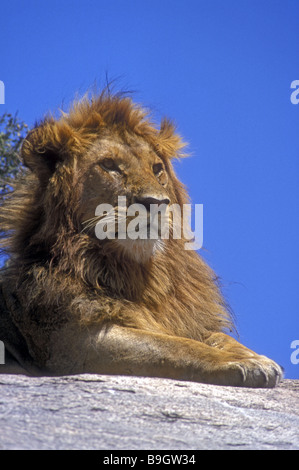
(0, 91), (282, 387)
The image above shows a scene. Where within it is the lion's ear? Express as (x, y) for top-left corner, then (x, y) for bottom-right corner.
(158, 118), (187, 159)
(21, 119), (70, 183)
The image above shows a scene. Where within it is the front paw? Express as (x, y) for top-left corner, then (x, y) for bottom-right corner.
(231, 355), (283, 388)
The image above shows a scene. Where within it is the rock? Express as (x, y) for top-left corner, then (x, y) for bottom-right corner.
(0, 375), (298, 450)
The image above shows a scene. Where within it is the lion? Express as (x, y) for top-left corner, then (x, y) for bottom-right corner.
(0, 90), (282, 387)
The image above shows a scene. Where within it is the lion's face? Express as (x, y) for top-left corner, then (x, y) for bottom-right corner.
(20, 94), (187, 263)
(76, 131), (177, 261)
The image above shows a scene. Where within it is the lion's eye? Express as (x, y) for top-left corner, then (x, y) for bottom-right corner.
(153, 162), (164, 176)
(99, 158), (120, 172)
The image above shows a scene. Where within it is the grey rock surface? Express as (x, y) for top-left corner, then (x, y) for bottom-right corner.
(0, 374), (298, 450)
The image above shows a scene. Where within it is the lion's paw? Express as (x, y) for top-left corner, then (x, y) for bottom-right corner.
(230, 355), (283, 388)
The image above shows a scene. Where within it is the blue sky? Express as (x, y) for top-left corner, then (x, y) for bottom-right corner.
(1, 0), (298, 379)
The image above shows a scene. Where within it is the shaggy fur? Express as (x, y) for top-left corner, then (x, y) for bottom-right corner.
(0, 91), (282, 386)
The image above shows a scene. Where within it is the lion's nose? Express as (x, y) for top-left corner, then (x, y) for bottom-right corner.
(134, 196), (170, 212)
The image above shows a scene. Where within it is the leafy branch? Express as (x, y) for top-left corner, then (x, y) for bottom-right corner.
(0, 112), (28, 196)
